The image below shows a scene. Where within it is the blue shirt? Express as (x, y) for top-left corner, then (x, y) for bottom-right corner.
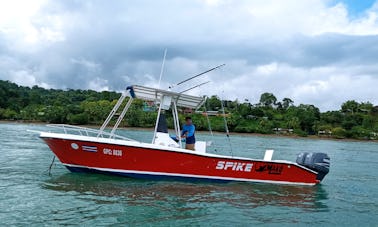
(181, 124), (196, 144)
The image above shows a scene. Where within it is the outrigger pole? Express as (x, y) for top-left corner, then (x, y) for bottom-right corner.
(179, 81), (211, 93)
(170, 64), (225, 89)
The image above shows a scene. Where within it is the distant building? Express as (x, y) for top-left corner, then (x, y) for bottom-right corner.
(273, 128), (294, 134)
(318, 130), (332, 136)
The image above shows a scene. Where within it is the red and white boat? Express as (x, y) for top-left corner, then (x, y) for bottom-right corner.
(37, 85), (330, 186)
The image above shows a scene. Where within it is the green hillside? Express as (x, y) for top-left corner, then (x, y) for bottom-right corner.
(0, 80), (377, 140)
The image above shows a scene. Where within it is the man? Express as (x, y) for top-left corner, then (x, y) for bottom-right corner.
(181, 116), (196, 150)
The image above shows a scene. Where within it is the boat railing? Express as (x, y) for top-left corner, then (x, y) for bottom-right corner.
(46, 124), (137, 141)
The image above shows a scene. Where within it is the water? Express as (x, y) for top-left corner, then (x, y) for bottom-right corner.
(0, 123), (377, 226)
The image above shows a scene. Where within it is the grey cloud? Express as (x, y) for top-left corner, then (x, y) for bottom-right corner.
(0, 0), (377, 110)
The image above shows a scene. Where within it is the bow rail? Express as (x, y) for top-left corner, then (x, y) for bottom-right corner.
(46, 124), (136, 141)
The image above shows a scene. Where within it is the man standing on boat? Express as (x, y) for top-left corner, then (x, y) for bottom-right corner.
(181, 116), (196, 150)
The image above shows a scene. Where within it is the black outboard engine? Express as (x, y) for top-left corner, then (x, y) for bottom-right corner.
(296, 152), (330, 181)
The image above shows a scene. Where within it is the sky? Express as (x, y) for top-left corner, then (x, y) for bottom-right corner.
(0, 0), (377, 111)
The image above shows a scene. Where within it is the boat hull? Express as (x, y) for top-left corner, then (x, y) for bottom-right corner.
(41, 133), (320, 186)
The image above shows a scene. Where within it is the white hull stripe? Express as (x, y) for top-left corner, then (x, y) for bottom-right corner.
(63, 163), (316, 186)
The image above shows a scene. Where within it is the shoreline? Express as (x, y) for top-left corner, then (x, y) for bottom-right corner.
(2, 120), (377, 143)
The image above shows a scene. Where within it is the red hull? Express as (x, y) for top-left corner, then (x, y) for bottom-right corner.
(41, 133), (319, 186)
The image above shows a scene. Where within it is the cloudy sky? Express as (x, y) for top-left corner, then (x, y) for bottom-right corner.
(0, 0), (377, 111)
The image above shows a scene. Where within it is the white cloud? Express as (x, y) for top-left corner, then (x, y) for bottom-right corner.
(88, 77), (109, 91)
(256, 63), (279, 75)
(70, 58), (102, 73)
(0, 0), (64, 51)
(7, 69), (50, 88)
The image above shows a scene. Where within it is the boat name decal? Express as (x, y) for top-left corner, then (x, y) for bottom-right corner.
(215, 161), (253, 172)
(103, 148), (123, 157)
(255, 164), (283, 175)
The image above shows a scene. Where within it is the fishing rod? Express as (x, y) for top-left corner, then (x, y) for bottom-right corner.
(169, 63), (225, 89)
(179, 81), (211, 93)
(220, 92), (233, 156)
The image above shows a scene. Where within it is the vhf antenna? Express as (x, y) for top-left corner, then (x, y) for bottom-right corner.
(158, 49), (167, 89)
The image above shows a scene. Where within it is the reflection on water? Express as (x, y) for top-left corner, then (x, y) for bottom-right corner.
(43, 173), (329, 212)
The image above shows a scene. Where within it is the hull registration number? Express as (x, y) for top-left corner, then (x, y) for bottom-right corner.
(103, 148), (123, 157)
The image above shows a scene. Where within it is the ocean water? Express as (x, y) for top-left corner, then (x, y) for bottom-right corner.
(0, 123), (377, 226)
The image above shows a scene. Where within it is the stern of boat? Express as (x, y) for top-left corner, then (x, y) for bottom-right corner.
(296, 152), (330, 182)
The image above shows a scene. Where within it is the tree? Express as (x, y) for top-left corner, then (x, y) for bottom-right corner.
(275, 101), (283, 110)
(372, 106), (378, 115)
(320, 111), (344, 126)
(295, 104), (320, 134)
(45, 106), (68, 123)
(238, 103), (251, 118)
(2, 108), (18, 119)
(207, 95), (222, 111)
(282, 98), (294, 110)
(350, 126), (370, 139)
(342, 113), (363, 130)
(333, 127), (347, 139)
(224, 100), (238, 110)
(250, 106), (265, 117)
(341, 100), (359, 114)
(259, 92), (277, 107)
(286, 116), (300, 129)
(359, 102), (373, 114)
(81, 100), (113, 123)
(68, 113), (89, 125)
(256, 118), (274, 134)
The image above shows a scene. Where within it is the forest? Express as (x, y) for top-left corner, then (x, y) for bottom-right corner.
(0, 80), (377, 140)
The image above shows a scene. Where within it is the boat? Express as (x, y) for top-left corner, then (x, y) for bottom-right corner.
(36, 85), (330, 186)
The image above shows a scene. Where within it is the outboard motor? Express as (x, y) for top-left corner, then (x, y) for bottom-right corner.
(296, 152), (330, 181)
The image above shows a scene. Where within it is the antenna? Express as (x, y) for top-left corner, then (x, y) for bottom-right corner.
(158, 49), (167, 89)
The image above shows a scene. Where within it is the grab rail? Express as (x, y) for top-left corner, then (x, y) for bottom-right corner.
(46, 124), (137, 141)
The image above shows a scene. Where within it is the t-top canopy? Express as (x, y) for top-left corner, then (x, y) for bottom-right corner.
(126, 85), (205, 109)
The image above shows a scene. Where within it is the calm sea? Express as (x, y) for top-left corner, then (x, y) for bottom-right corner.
(0, 123), (377, 226)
